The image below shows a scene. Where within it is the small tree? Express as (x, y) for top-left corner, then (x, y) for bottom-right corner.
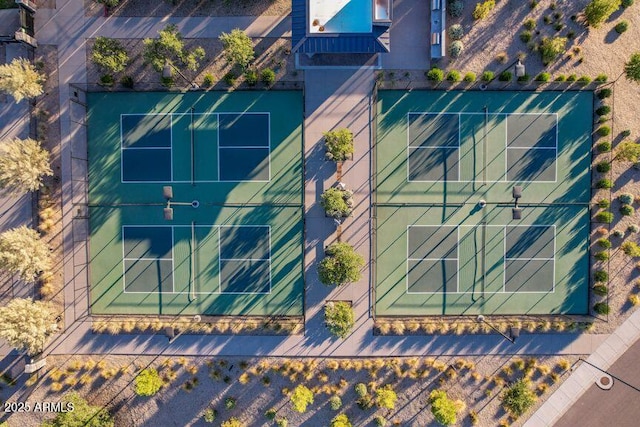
(41, 392), (114, 427)
(501, 379), (536, 417)
(221, 418), (245, 427)
(0, 298), (57, 356)
(0, 137), (52, 194)
(584, 0), (621, 28)
(429, 390), (465, 426)
(91, 37), (129, 74)
(324, 301), (355, 338)
(330, 414), (352, 427)
(376, 385), (398, 410)
(318, 242), (365, 286)
(625, 52), (640, 83)
(324, 128), (354, 162)
(135, 368), (163, 396)
(0, 226), (51, 282)
(539, 37), (567, 65)
(0, 58), (44, 102)
(219, 29), (255, 70)
(321, 187), (353, 218)
(290, 385), (314, 413)
(143, 24), (205, 72)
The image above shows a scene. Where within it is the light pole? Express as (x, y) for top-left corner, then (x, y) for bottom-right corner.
(477, 315), (520, 344)
(162, 60), (199, 90)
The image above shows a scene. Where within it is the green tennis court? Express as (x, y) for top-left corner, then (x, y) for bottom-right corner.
(87, 91), (304, 316)
(375, 91), (592, 315)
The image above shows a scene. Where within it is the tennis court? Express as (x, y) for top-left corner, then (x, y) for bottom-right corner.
(375, 91), (592, 315)
(87, 91), (304, 316)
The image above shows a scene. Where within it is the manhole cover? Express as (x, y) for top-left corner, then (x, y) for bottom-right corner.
(596, 374), (614, 390)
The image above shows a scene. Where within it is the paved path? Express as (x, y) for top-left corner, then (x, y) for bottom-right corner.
(525, 307), (640, 427)
(0, 0), (603, 361)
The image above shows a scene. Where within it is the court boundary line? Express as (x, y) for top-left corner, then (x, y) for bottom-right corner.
(119, 112), (271, 184)
(406, 112), (559, 184)
(404, 224), (556, 295)
(121, 224), (272, 295)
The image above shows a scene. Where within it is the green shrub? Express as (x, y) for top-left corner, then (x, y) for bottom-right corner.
(449, 41), (464, 58)
(355, 383), (368, 397)
(598, 116), (609, 124)
(42, 392), (114, 427)
(120, 75), (134, 88)
(597, 238), (612, 249)
(265, 408), (277, 420)
(520, 31), (533, 43)
(261, 68), (276, 86)
(621, 129), (632, 137)
(100, 74), (114, 86)
(596, 106), (611, 116)
(578, 75), (592, 85)
(615, 20), (629, 33)
(330, 414), (352, 427)
(523, 19), (537, 30)
(501, 379), (536, 417)
(290, 385), (314, 413)
(324, 128), (354, 162)
(463, 72), (477, 82)
(540, 36), (567, 65)
(628, 224), (640, 233)
(598, 198), (610, 208)
(594, 251), (610, 261)
(544, 15), (552, 24)
(135, 368), (163, 396)
(329, 395), (342, 410)
(221, 417), (245, 427)
(204, 408), (218, 423)
(473, 0), (496, 20)
(596, 141), (611, 153)
(448, 24), (464, 40)
(554, 74), (567, 81)
(595, 73), (608, 82)
(203, 73), (215, 87)
(427, 68), (445, 82)
(357, 394), (374, 410)
(567, 74), (578, 82)
(619, 193), (634, 204)
(160, 76), (173, 88)
(595, 211), (614, 223)
(244, 69), (258, 86)
(430, 390), (465, 426)
(275, 418), (288, 427)
(517, 74), (530, 82)
(447, 70), (462, 82)
(622, 241), (640, 257)
(530, 0), (539, 9)
(375, 385), (398, 410)
(594, 270), (608, 282)
(92, 36), (129, 74)
(594, 302), (610, 315)
(318, 242), (364, 286)
(481, 71), (494, 82)
(622, 0), (634, 6)
(613, 229), (625, 238)
(225, 397), (236, 410)
(596, 179), (613, 189)
(374, 415), (388, 427)
(499, 71), (513, 81)
(320, 187), (353, 219)
(325, 301), (355, 338)
(585, 0), (621, 28)
(536, 72), (551, 82)
(614, 140), (640, 162)
(223, 72), (236, 86)
(598, 126), (611, 136)
(593, 284), (608, 296)
(598, 88), (612, 99)
(596, 161), (611, 173)
(448, 0), (464, 17)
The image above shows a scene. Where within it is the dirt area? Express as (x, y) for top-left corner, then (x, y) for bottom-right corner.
(85, 37), (302, 91)
(84, 0), (291, 18)
(1, 354), (579, 427)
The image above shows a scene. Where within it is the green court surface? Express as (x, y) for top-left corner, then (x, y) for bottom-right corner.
(375, 91), (591, 316)
(87, 91), (304, 316)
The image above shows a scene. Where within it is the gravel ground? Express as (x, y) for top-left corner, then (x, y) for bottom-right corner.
(1, 354), (579, 427)
(84, 0), (291, 17)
